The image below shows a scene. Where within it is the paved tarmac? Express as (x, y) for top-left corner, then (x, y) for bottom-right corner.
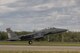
(0, 45), (80, 51)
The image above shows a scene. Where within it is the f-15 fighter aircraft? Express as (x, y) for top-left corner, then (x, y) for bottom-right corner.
(6, 27), (67, 45)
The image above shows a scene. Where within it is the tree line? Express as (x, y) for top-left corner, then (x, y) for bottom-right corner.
(0, 31), (80, 42)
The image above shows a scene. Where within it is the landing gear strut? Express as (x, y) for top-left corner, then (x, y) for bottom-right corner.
(28, 40), (32, 45)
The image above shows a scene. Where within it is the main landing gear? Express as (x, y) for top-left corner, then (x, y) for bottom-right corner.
(28, 40), (33, 45)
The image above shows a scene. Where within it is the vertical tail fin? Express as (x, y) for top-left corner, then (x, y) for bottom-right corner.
(6, 28), (19, 40)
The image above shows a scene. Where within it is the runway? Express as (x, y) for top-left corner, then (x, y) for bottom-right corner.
(0, 45), (80, 51)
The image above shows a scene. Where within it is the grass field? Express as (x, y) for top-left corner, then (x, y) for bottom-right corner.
(0, 41), (80, 46)
(0, 51), (80, 53)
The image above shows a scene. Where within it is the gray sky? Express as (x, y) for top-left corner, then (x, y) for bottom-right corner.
(0, 0), (80, 31)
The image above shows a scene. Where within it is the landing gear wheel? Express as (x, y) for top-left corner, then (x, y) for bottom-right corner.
(28, 40), (32, 45)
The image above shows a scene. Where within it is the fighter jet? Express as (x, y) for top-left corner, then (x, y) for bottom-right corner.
(6, 27), (67, 44)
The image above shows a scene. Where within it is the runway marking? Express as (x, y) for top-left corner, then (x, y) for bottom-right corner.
(0, 45), (80, 51)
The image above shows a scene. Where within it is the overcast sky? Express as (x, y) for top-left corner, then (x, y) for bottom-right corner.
(0, 0), (80, 31)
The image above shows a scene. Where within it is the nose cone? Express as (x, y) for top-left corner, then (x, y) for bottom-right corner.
(6, 28), (10, 30)
(50, 27), (67, 33)
(40, 27), (68, 34)
(57, 28), (67, 33)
